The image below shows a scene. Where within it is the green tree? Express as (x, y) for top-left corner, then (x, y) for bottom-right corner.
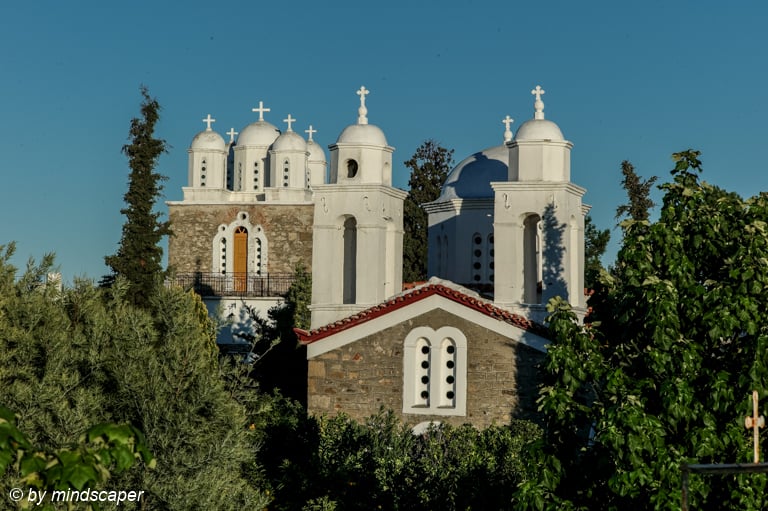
(615, 160), (658, 223)
(258, 263), (313, 403)
(518, 150), (768, 510)
(403, 140), (454, 282)
(104, 86), (171, 308)
(583, 214), (610, 290)
(1, 405), (154, 511)
(261, 409), (541, 511)
(0, 245), (271, 510)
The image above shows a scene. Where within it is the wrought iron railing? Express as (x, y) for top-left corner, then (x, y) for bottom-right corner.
(169, 272), (297, 298)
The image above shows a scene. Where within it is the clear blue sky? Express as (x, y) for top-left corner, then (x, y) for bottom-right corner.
(1, 1), (766, 282)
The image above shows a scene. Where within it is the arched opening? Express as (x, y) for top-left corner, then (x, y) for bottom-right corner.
(523, 214), (542, 304)
(471, 233), (483, 283)
(569, 216), (579, 305)
(346, 159), (358, 178)
(438, 337), (457, 408)
(342, 217), (357, 304)
(234, 226), (248, 292)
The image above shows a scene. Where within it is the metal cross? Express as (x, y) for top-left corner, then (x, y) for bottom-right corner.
(357, 86), (369, 107)
(502, 115), (514, 142)
(531, 85), (545, 102)
(283, 114), (296, 131)
(502, 115), (514, 131)
(202, 114), (216, 130)
(252, 101), (270, 121)
(226, 128), (238, 143)
(305, 125), (317, 141)
(745, 390), (765, 463)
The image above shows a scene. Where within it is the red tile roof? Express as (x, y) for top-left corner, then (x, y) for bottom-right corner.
(295, 282), (549, 344)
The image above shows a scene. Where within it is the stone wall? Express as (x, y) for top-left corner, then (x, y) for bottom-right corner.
(307, 308), (545, 429)
(168, 203), (314, 274)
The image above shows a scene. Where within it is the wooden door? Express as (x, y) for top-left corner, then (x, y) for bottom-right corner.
(234, 227), (248, 293)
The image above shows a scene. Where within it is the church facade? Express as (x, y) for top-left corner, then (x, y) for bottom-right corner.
(168, 85), (588, 427)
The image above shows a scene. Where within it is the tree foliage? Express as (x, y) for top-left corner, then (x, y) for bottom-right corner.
(256, 264), (313, 403)
(104, 86), (171, 308)
(518, 150), (768, 510)
(584, 215), (610, 290)
(615, 160), (658, 223)
(1, 405), (154, 510)
(403, 140), (454, 282)
(0, 247), (271, 510)
(259, 408), (541, 510)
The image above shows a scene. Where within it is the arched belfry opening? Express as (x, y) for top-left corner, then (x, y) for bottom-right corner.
(342, 217), (357, 304)
(523, 214), (542, 304)
(234, 226), (248, 292)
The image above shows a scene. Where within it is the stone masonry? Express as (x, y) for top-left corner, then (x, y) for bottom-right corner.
(168, 203), (314, 274)
(307, 308), (545, 429)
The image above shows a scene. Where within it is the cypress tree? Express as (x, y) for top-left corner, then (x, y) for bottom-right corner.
(402, 140), (454, 283)
(104, 86), (171, 308)
(615, 160), (658, 223)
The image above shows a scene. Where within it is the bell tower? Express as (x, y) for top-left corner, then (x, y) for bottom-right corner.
(310, 86), (407, 329)
(492, 86), (587, 322)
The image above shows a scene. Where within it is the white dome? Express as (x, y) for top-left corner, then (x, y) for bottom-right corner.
(439, 145), (508, 200)
(307, 140), (327, 162)
(237, 121), (280, 146)
(514, 119), (564, 141)
(190, 130), (226, 151)
(272, 130), (307, 152)
(336, 123), (388, 146)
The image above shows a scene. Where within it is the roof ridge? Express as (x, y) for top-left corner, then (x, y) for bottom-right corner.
(295, 280), (548, 344)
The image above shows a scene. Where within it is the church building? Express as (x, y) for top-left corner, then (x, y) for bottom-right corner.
(167, 85), (588, 428)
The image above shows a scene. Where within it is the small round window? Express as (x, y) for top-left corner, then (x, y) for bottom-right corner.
(347, 159), (359, 178)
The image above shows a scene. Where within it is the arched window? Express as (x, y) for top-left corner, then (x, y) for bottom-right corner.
(347, 159), (358, 178)
(255, 237), (263, 276)
(487, 233), (495, 283)
(283, 159), (290, 187)
(523, 214), (542, 303)
(404, 327), (467, 416)
(211, 213), (268, 295)
(413, 337), (431, 407)
(441, 235), (449, 279)
(219, 237), (227, 274)
(436, 235), (443, 276)
(437, 338), (457, 408)
(200, 158), (207, 187)
(343, 217), (357, 304)
(471, 233), (483, 283)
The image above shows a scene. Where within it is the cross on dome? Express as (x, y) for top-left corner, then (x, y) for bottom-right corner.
(531, 85), (546, 120)
(252, 101), (270, 121)
(202, 114), (216, 131)
(226, 128), (238, 143)
(305, 125), (317, 141)
(283, 114), (296, 132)
(502, 115), (514, 142)
(357, 85), (369, 125)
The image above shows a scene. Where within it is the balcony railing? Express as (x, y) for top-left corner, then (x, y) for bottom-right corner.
(169, 272), (297, 298)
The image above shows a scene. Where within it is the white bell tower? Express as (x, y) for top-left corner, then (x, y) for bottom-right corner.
(310, 86), (407, 329)
(187, 114), (227, 191)
(492, 86), (587, 322)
